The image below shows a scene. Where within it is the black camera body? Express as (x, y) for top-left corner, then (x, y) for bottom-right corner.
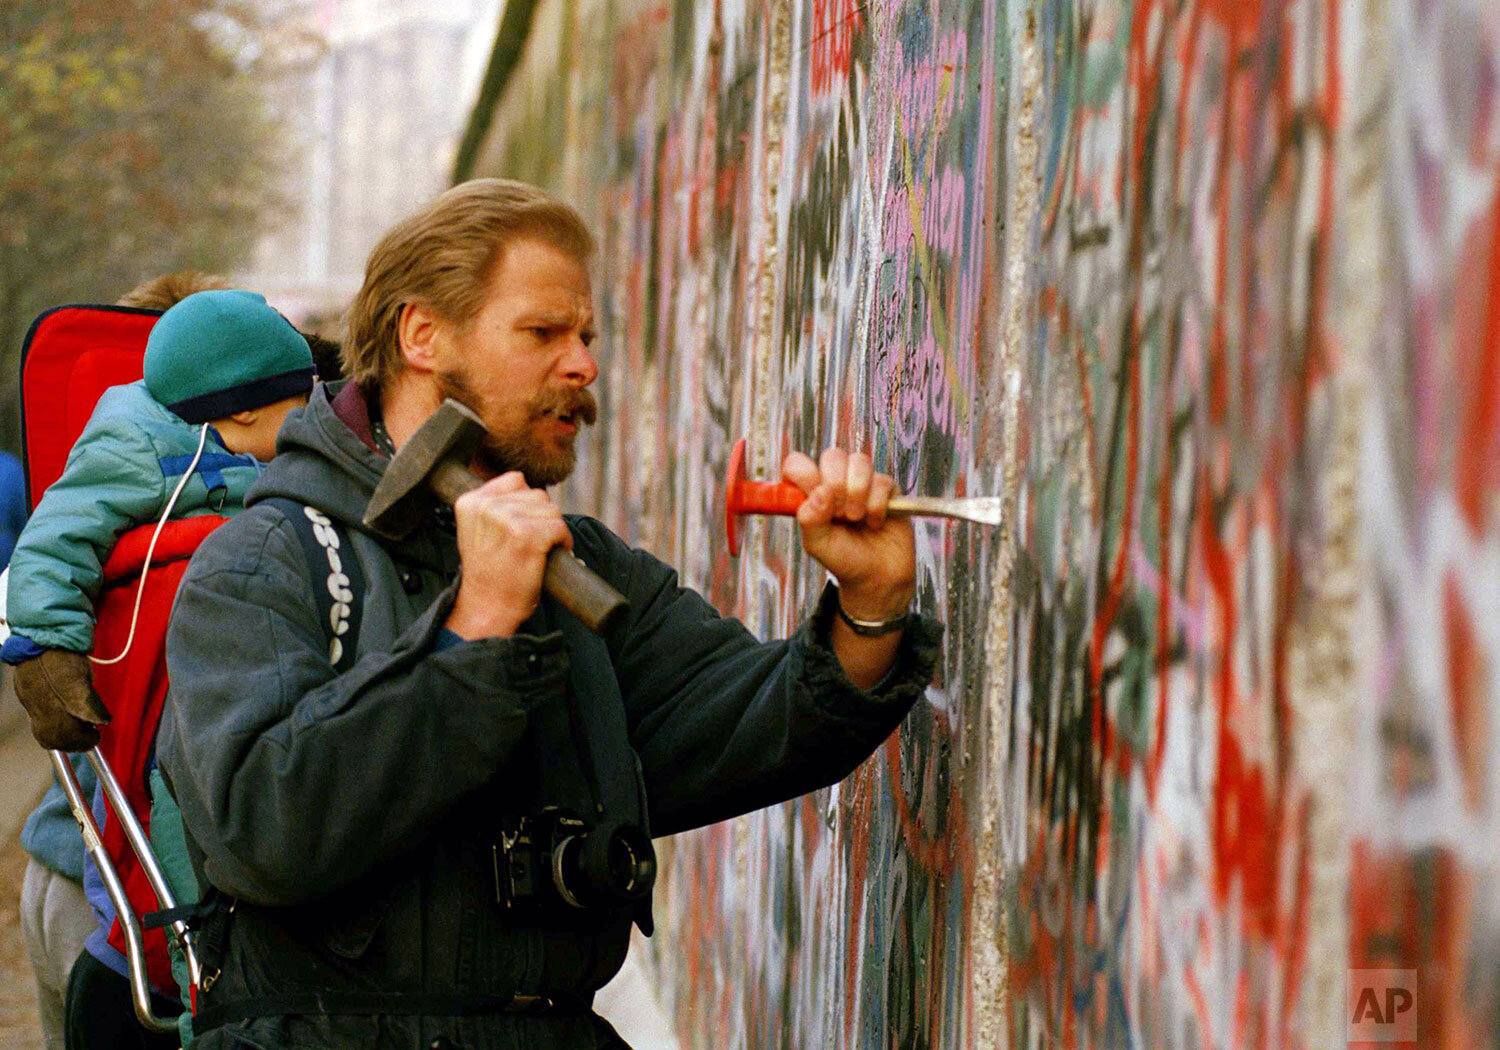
(493, 807), (656, 916)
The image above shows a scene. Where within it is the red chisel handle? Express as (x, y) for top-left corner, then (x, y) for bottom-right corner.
(725, 438), (809, 555)
(733, 480), (806, 514)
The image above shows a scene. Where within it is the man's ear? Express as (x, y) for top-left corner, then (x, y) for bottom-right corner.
(227, 409), (258, 425)
(398, 301), (447, 374)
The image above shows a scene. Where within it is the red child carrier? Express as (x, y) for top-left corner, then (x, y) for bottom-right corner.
(19, 304), (221, 1032)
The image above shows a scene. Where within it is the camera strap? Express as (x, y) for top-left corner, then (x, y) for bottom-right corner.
(536, 599), (609, 819)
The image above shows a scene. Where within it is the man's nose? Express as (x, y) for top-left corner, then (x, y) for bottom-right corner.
(560, 335), (599, 387)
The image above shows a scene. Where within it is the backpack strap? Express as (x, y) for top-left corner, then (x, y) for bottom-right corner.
(260, 498), (364, 673)
(163, 501), (367, 1010)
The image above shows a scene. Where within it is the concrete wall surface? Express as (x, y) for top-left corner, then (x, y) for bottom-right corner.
(472, 0), (1500, 1045)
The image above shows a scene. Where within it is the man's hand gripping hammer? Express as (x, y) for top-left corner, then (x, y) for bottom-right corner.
(363, 399), (629, 634)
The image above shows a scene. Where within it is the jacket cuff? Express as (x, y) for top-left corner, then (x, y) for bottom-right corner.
(431, 627), (466, 652)
(409, 577), (570, 703)
(427, 624), (570, 694)
(2, 635), (46, 665)
(798, 581), (942, 708)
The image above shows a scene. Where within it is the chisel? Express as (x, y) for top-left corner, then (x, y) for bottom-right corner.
(724, 438), (1002, 555)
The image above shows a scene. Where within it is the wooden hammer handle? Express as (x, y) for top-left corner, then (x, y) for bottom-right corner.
(430, 459), (484, 504)
(543, 549), (629, 633)
(430, 460), (630, 634)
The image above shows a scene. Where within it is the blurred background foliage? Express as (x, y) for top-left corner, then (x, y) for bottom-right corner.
(0, 0), (319, 456)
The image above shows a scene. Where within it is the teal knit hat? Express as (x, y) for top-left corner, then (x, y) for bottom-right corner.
(144, 290), (315, 424)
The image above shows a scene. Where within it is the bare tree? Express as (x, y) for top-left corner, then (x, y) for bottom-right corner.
(0, 0), (321, 455)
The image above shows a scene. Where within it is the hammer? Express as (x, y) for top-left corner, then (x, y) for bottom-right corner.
(363, 399), (629, 634)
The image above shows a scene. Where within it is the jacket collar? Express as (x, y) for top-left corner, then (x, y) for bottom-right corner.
(331, 380), (379, 452)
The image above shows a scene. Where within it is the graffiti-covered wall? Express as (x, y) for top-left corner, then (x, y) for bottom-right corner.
(471, 0), (1500, 1045)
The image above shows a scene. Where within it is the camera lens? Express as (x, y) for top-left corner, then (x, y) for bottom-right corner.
(607, 836), (643, 889)
(572, 821), (656, 905)
(550, 834), (589, 909)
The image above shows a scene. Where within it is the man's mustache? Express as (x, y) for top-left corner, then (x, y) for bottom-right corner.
(531, 387), (598, 427)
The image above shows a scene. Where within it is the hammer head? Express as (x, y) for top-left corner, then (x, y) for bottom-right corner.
(363, 398), (487, 540)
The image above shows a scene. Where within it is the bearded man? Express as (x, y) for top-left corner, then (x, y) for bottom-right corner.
(157, 179), (940, 1050)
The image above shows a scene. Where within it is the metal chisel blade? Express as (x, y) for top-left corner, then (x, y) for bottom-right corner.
(885, 495), (1003, 527)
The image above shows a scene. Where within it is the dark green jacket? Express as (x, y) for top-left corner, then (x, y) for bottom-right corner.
(157, 383), (940, 1049)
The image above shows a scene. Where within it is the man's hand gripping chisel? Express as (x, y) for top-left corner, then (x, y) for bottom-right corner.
(363, 398), (629, 634)
(723, 438), (1003, 555)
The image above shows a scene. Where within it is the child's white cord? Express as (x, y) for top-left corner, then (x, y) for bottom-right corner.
(90, 422), (209, 666)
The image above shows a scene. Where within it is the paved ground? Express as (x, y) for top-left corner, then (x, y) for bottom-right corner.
(1, 829), (44, 1050)
(596, 931), (681, 1049)
(0, 669), (53, 1050)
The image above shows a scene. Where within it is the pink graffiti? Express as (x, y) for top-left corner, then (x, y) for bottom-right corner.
(893, 31), (968, 130)
(874, 163), (978, 455)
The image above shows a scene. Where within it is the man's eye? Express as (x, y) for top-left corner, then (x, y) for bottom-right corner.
(529, 327), (550, 340)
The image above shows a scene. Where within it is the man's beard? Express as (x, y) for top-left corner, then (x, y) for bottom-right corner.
(436, 367), (598, 488)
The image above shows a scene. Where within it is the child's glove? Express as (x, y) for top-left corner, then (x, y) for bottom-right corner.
(13, 649), (111, 751)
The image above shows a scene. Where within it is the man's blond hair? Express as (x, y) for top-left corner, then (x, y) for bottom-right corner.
(116, 271), (230, 310)
(344, 179), (595, 391)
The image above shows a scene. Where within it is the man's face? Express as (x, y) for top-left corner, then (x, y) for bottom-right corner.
(435, 238), (599, 487)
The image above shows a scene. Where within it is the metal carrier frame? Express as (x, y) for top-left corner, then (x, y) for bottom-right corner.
(15, 304), (203, 1034)
(50, 746), (202, 1033)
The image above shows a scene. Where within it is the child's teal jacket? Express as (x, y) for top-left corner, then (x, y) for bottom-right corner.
(6, 380), (263, 655)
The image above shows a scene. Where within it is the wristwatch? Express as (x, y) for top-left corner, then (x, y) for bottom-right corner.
(835, 593), (911, 637)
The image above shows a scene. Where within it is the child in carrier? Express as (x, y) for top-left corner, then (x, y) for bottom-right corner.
(4, 289), (315, 750)
(7, 288), (315, 1050)
(6, 287), (319, 1050)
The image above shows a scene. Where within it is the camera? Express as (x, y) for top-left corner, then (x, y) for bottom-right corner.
(493, 807), (656, 914)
